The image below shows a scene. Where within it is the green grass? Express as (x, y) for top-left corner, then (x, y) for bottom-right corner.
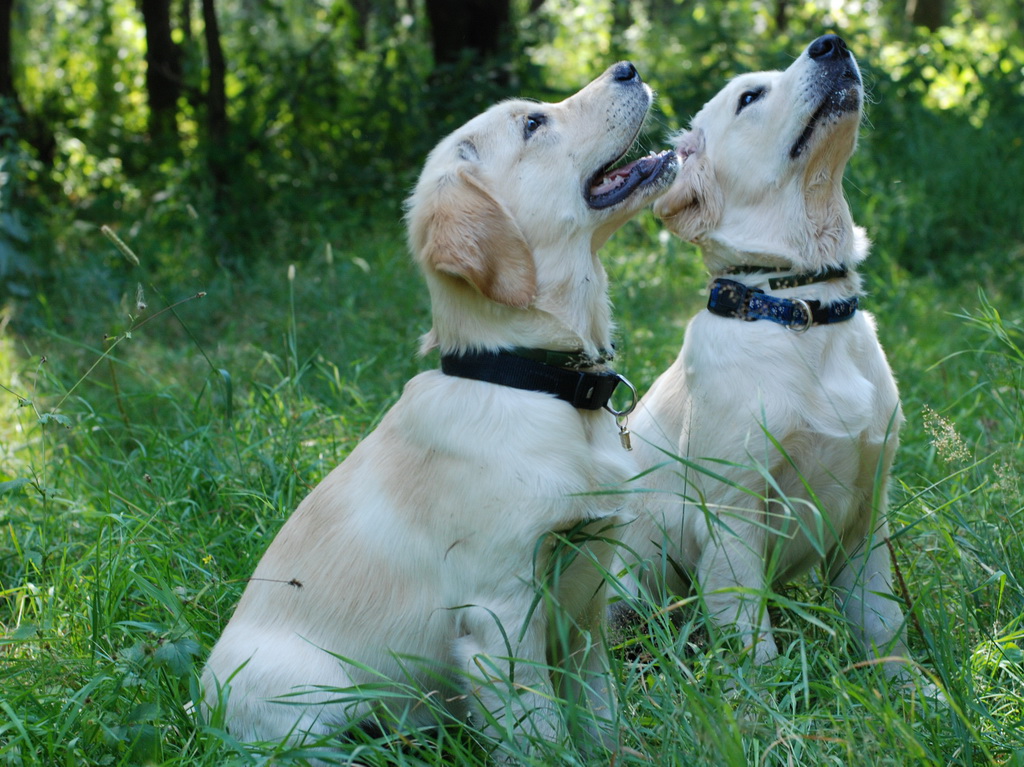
(1, 199), (1022, 766)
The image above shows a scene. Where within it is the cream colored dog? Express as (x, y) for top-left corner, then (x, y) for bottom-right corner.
(616, 36), (916, 677)
(201, 62), (676, 758)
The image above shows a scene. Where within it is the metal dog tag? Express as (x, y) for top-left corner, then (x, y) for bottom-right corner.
(618, 421), (632, 451)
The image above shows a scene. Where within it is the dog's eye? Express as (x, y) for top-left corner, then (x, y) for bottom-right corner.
(524, 113), (546, 138)
(736, 88), (766, 114)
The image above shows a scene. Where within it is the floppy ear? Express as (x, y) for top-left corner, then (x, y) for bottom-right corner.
(652, 129), (723, 242)
(413, 166), (537, 309)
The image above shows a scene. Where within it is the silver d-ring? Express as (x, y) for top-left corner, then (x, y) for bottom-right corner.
(786, 298), (813, 333)
(604, 374), (638, 417)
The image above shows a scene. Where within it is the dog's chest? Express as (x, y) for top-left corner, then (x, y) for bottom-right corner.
(686, 314), (890, 438)
(393, 372), (633, 527)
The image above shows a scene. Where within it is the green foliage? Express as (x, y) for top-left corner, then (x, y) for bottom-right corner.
(3, 0), (1022, 293)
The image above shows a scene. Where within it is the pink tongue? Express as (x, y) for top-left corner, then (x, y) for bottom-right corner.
(591, 163), (633, 195)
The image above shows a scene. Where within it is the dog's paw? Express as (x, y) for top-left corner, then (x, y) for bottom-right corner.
(896, 673), (948, 707)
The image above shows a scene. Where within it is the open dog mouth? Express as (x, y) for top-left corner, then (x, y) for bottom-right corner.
(586, 149), (677, 209)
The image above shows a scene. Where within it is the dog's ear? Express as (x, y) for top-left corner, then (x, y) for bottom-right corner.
(652, 129), (722, 242)
(413, 166), (537, 309)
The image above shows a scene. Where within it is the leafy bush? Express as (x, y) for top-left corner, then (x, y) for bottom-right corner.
(6, 1), (1023, 302)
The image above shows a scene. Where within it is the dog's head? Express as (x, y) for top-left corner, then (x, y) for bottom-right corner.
(654, 35), (865, 270)
(407, 62), (677, 353)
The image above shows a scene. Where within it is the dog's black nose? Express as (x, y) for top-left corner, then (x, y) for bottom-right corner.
(808, 34), (848, 60)
(612, 61), (640, 83)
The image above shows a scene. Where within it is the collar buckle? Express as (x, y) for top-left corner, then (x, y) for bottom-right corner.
(603, 373), (637, 417)
(707, 279), (762, 320)
(786, 298), (813, 333)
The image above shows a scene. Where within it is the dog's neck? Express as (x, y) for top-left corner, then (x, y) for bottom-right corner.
(698, 212), (867, 278)
(698, 167), (865, 275)
(421, 244), (614, 364)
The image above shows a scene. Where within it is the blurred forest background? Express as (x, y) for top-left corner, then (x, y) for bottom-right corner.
(0, 0), (1022, 306)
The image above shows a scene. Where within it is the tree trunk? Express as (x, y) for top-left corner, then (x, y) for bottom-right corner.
(140, 0), (181, 146)
(424, 0), (511, 67)
(775, 0), (789, 32)
(0, 0), (54, 163)
(0, 0), (23, 138)
(179, 0), (205, 113)
(609, 0), (632, 62)
(201, 0), (233, 257)
(907, 0), (946, 30)
(180, 0), (192, 43)
(0, 0), (14, 106)
(350, 0), (372, 50)
(202, 0), (227, 150)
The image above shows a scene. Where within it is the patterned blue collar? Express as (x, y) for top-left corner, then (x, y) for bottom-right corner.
(707, 278), (858, 332)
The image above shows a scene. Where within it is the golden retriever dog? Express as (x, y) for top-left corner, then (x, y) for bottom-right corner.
(201, 62), (677, 758)
(615, 36), (919, 680)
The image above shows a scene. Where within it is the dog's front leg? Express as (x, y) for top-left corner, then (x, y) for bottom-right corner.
(454, 605), (563, 756)
(553, 578), (619, 755)
(695, 510), (779, 664)
(830, 522), (911, 675)
(832, 530), (946, 701)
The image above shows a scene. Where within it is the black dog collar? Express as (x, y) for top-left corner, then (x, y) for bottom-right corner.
(506, 345), (616, 368)
(707, 278), (858, 332)
(440, 349), (636, 413)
